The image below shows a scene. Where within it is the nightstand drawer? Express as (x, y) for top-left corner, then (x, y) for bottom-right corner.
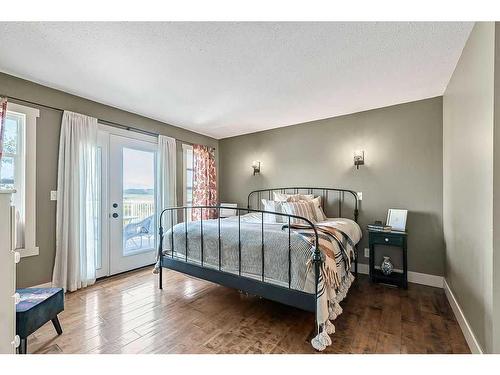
(370, 233), (404, 247)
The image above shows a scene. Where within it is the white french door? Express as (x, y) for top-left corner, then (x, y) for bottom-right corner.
(96, 127), (158, 277)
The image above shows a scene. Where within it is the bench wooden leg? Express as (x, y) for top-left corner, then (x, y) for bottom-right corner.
(18, 338), (27, 354)
(52, 316), (63, 335)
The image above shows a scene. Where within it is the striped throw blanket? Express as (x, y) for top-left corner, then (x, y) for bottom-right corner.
(287, 222), (357, 351)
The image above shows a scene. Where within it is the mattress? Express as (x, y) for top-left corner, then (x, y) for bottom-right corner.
(162, 213), (361, 294)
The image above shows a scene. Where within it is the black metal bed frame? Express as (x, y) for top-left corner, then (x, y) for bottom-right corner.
(157, 187), (359, 339)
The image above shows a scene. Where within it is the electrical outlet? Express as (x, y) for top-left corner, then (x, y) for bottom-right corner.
(357, 192), (362, 201)
(50, 190), (58, 201)
(364, 248), (370, 258)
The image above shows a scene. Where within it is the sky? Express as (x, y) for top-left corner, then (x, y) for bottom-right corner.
(122, 147), (155, 191)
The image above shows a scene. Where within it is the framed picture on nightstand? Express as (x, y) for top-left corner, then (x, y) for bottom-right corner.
(386, 209), (407, 231)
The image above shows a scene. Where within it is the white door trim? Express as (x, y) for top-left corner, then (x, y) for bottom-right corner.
(95, 126), (158, 277)
(98, 123), (157, 144)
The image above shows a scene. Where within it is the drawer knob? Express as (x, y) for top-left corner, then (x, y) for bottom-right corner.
(385, 238), (389, 242)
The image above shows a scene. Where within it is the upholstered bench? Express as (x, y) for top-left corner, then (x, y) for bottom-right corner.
(16, 288), (64, 354)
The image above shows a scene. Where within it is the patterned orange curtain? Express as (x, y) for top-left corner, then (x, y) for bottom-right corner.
(0, 98), (7, 170)
(191, 144), (217, 220)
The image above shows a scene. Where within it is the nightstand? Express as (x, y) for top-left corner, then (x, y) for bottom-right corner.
(368, 229), (408, 289)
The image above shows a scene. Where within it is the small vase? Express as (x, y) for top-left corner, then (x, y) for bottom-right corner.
(381, 256), (393, 275)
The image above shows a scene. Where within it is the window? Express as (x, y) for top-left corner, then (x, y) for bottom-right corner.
(1, 112), (24, 190)
(182, 144), (193, 221)
(1, 111), (25, 248)
(0, 102), (39, 257)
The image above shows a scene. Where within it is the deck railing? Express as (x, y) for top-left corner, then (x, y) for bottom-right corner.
(123, 199), (154, 223)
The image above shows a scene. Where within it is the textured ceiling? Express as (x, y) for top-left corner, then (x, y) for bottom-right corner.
(0, 22), (473, 139)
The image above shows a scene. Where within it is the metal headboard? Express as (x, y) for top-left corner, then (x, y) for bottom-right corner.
(247, 187), (359, 222)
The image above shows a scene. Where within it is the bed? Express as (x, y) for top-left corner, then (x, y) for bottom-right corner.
(155, 187), (361, 351)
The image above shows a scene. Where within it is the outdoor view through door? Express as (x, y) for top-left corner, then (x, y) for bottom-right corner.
(122, 147), (155, 255)
(97, 129), (158, 277)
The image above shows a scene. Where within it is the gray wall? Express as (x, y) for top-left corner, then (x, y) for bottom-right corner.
(443, 22), (495, 353)
(219, 97), (444, 276)
(0, 72), (218, 288)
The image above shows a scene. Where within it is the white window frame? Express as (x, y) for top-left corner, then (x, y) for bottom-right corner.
(5, 102), (39, 258)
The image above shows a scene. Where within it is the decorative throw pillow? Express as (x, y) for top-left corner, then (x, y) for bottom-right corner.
(281, 201), (317, 224)
(304, 196), (327, 222)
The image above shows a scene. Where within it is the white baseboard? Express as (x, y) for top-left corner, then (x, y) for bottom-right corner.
(443, 279), (483, 354)
(407, 270), (444, 288)
(354, 263), (444, 288)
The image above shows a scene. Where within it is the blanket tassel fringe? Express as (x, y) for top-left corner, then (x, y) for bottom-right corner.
(311, 272), (355, 351)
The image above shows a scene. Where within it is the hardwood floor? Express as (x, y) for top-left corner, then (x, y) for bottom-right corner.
(29, 267), (470, 354)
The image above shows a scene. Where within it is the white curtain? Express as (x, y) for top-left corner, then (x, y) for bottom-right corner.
(156, 135), (177, 236)
(52, 111), (99, 292)
(157, 135), (177, 231)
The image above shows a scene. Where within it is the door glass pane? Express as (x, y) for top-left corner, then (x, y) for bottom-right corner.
(122, 147), (155, 256)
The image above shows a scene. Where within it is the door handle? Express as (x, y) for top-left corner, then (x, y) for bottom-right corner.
(112, 213), (119, 218)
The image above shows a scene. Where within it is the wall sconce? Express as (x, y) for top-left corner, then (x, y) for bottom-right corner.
(354, 150), (365, 169)
(252, 160), (261, 175)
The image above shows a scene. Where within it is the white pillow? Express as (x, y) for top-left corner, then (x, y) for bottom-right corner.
(281, 201), (317, 224)
(261, 199), (285, 223)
